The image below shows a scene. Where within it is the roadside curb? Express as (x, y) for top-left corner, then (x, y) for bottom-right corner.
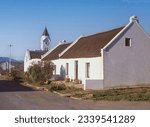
(70, 96), (82, 100)
(23, 83), (49, 91)
(23, 82), (82, 100)
(52, 91), (82, 100)
(53, 91), (71, 97)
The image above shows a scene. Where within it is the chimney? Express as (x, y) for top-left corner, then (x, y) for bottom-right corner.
(62, 40), (66, 43)
(59, 40), (66, 44)
(130, 16), (139, 23)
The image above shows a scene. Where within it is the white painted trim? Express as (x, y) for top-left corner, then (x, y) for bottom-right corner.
(103, 20), (150, 51)
(103, 22), (133, 51)
(41, 43), (62, 59)
(27, 50), (31, 60)
(59, 35), (84, 57)
(42, 42), (72, 60)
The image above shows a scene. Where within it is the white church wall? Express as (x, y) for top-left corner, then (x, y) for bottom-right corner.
(40, 35), (50, 51)
(24, 58), (41, 72)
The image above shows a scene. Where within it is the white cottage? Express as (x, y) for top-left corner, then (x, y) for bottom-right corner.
(24, 27), (50, 72)
(42, 16), (150, 90)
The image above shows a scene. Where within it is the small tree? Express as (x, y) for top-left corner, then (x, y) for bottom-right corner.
(27, 61), (54, 84)
(28, 63), (43, 83)
(0, 66), (3, 75)
(41, 61), (54, 82)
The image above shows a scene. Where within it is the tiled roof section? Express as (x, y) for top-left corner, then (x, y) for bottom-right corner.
(30, 50), (46, 59)
(42, 43), (71, 61)
(42, 27), (49, 36)
(61, 26), (124, 58)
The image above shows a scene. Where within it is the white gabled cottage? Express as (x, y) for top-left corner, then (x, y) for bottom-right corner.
(24, 50), (46, 72)
(31, 16), (150, 90)
(56, 16), (150, 90)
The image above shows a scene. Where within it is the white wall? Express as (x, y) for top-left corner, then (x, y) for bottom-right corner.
(52, 59), (66, 80)
(103, 22), (150, 88)
(24, 51), (41, 72)
(41, 35), (50, 51)
(24, 59), (41, 72)
(52, 57), (104, 89)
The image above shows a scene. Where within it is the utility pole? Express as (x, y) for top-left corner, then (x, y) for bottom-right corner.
(9, 44), (13, 74)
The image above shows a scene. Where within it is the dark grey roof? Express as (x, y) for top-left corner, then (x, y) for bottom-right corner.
(42, 27), (49, 36)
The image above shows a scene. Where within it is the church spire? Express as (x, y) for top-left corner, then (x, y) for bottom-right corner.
(42, 27), (49, 36)
(41, 27), (50, 51)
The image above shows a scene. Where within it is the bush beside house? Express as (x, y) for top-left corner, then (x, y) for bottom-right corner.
(26, 61), (54, 85)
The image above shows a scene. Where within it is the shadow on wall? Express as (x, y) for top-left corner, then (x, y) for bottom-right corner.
(60, 65), (66, 80)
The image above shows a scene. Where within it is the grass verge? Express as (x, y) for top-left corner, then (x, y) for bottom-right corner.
(49, 83), (150, 101)
(26, 81), (150, 101)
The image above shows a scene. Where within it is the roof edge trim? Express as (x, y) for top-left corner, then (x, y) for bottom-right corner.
(59, 35), (84, 58)
(41, 43), (61, 60)
(103, 22), (133, 51)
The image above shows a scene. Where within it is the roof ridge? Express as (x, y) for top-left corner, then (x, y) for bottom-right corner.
(83, 26), (125, 38)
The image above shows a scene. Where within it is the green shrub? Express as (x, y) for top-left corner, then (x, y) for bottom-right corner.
(48, 83), (66, 91)
(28, 64), (43, 83)
(27, 61), (54, 85)
(10, 70), (18, 80)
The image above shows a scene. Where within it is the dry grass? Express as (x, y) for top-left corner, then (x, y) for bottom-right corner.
(48, 83), (150, 101)
(91, 87), (150, 101)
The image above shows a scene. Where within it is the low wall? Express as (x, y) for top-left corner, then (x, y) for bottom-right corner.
(85, 79), (103, 90)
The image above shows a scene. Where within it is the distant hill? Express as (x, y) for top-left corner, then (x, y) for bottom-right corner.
(0, 57), (20, 63)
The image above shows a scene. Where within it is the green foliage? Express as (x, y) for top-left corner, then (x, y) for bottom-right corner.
(41, 61), (54, 82)
(0, 63), (24, 81)
(27, 61), (54, 84)
(10, 70), (18, 80)
(28, 64), (42, 83)
(48, 83), (66, 91)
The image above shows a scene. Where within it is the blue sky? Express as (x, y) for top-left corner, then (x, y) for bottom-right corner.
(0, 0), (150, 60)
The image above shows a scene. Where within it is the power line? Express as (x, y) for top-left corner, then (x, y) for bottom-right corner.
(9, 44), (13, 74)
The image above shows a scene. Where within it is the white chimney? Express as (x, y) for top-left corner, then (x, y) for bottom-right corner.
(62, 40), (66, 43)
(130, 16), (139, 23)
(59, 40), (66, 44)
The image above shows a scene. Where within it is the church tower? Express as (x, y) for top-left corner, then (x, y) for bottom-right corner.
(41, 27), (50, 51)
